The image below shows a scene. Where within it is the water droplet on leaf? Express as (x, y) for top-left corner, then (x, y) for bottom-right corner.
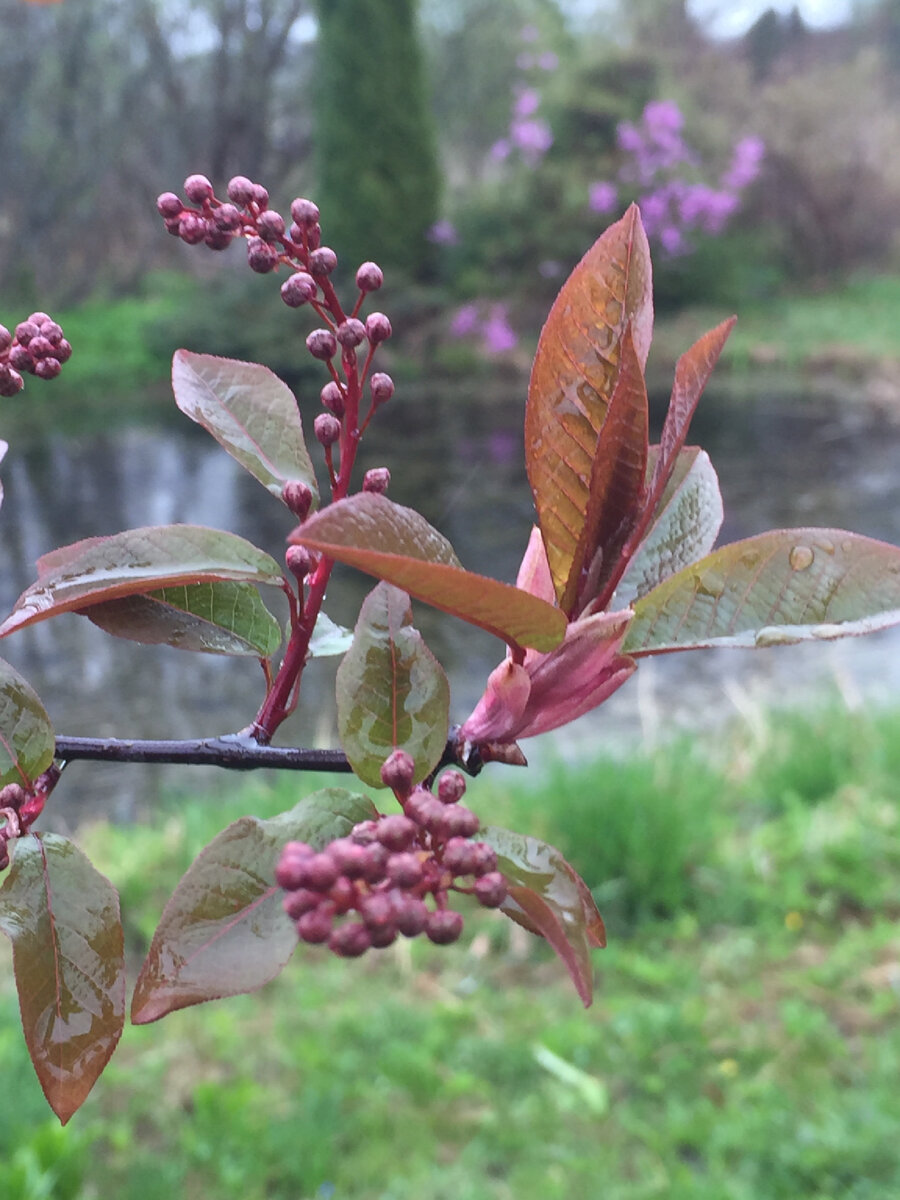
(789, 545), (814, 571)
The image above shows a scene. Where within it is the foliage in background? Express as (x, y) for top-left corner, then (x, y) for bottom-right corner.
(313, 0), (440, 279)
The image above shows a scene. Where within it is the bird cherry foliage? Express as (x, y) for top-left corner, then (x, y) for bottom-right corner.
(1, 181), (900, 1125)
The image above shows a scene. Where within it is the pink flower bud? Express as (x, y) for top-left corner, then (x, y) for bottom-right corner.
(183, 173), (214, 203)
(314, 413), (341, 446)
(290, 197), (320, 226)
(306, 329), (337, 360)
(320, 381), (346, 418)
(281, 479), (313, 519)
(380, 748), (415, 792)
(356, 261), (384, 291)
(365, 312), (392, 344)
(336, 318), (367, 348)
(285, 545), (313, 579)
(369, 372), (394, 404)
(363, 467), (390, 494)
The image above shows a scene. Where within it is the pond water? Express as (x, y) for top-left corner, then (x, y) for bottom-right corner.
(2, 378), (900, 819)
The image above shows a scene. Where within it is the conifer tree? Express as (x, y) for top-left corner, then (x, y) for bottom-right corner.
(314, 0), (441, 279)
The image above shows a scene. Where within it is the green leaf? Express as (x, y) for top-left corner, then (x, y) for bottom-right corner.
(482, 826), (605, 1008)
(615, 447), (723, 608)
(172, 351), (319, 506)
(524, 205), (653, 608)
(0, 525), (284, 638)
(309, 610), (354, 658)
(336, 583), (449, 787)
(84, 581), (282, 656)
(131, 788), (377, 1024)
(0, 657), (55, 788)
(624, 527), (900, 654)
(0, 834), (125, 1124)
(294, 494), (566, 652)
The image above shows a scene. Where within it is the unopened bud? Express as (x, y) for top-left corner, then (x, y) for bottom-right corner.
(363, 467), (390, 495)
(227, 175), (255, 206)
(281, 271), (317, 308)
(370, 372), (394, 404)
(320, 381), (346, 418)
(356, 261), (384, 292)
(309, 247), (338, 276)
(285, 544), (313, 579)
(0, 325), (11, 354)
(314, 413), (341, 446)
(183, 173), (214, 203)
(307, 223), (322, 251)
(178, 213), (207, 244)
(0, 366), (24, 397)
(282, 479), (313, 520)
(256, 210), (286, 242)
(306, 329), (337, 361)
(437, 770), (466, 805)
(213, 203), (243, 231)
(380, 748), (416, 793)
(290, 197), (320, 227)
(336, 318), (366, 348)
(365, 313), (392, 344)
(251, 183), (269, 209)
(157, 192), (183, 218)
(34, 358), (61, 380)
(425, 909), (464, 945)
(247, 237), (279, 273)
(204, 226), (233, 251)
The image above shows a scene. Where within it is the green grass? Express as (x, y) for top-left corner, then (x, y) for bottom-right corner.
(3, 699), (900, 1198)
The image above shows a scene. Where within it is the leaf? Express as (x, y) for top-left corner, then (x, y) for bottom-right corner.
(648, 318), (735, 510)
(293, 494), (566, 652)
(84, 581), (282, 657)
(482, 826), (605, 1008)
(0, 657), (55, 788)
(336, 583), (449, 787)
(309, 611), (354, 658)
(131, 788), (377, 1024)
(172, 351), (319, 506)
(576, 327), (649, 613)
(524, 205), (653, 609)
(0, 834), (125, 1124)
(624, 527), (900, 655)
(615, 448), (723, 608)
(0, 525), (284, 638)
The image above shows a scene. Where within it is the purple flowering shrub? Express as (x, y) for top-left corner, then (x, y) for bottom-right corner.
(590, 100), (764, 256)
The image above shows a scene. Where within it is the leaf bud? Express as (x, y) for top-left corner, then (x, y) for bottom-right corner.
(179, 213), (207, 244)
(256, 209), (286, 242)
(356, 261), (384, 292)
(425, 909), (464, 945)
(281, 271), (317, 308)
(314, 413), (341, 446)
(183, 173), (214, 203)
(247, 236), (279, 273)
(335, 318), (366, 348)
(227, 175), (255, 206)
(363, 467), (391, 495)
(309, 247), (338, 276)
(306, 328), (337, 361)
(157, 191), (183, 218)
(290, 197), (320, 227)
(369, 372), (394, 404)
(285, 544), (313, 579)
(282, 479), (313, 520)
(320, 380), (346, 418)
(365, 313), (392, 344)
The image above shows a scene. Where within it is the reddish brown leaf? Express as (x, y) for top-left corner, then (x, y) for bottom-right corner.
(647, 317), (735, 512)
(0, 834), (125, 1124)
(0, 526), (283, 638)
(0, 656), (55, 788)
(525, 205), (653, 609)
(293, 494), (566, 652)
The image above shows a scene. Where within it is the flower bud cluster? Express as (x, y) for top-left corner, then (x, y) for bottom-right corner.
(0, 313), (72, 397)
(0, 783), (29, 872)
(276, 757), (507, 958)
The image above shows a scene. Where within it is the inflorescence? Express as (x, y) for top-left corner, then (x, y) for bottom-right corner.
(0, 313), (72, 398)
(276, 752), (508, 957)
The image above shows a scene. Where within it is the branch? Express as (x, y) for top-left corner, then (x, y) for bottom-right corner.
(51, 729), (505, 777)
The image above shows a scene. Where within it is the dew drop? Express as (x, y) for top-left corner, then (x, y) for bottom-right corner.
(818, 539), (836, 556)
(789, 545), (814, 571)
(740, 550), (761, 570)
(755, 626), (795, 648)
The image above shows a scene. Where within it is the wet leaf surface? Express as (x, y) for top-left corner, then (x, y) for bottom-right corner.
(0, 656), (55, 788)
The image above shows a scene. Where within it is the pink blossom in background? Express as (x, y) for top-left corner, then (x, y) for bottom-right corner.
(514, 87), (541, 118)
(722, 136), (765, 191)
(659, 225), (684, 255)
(490, 138), (511, 162)
(588, 181), (618, 214)
(538, 51), (559, 71)
(510, 117), (553, 164)
(427, 219), (459, 245)
(450, 304), (480, 337)
(643, 99), (683, 132)
(482, 304), (518, 354)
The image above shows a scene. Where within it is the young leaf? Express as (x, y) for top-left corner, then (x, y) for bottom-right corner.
(84, 581), (282, 656)
(293, 494), (566, 652)
(0, 525), (284, 638)
(525, 205), (653, 608)
(624, 527), (900, 654)
(308, 610), (354, 658)
(0, 656), (55, 788)
(172, 351), (319, 506)
(574, 328), (649, 613)
(0, 834), (125, 1124)
(336, 583), (449, 787)
(615, 447), (723, 608)
(648, 318), (735, 510)
(482, 826), (605, 1008)
(131, 788), (377, 1024)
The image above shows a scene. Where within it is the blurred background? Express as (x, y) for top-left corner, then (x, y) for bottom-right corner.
(2, 1), (900, 1197)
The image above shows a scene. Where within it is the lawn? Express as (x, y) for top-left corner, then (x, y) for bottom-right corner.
(1, 701), (899, 1199)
